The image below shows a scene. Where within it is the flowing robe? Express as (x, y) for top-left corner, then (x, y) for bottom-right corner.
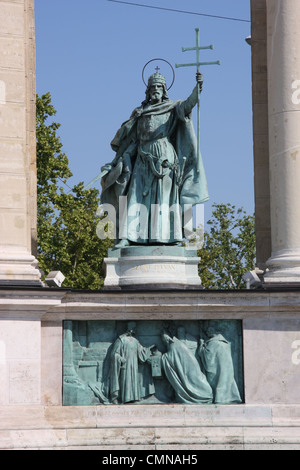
(107, 334), (154, 403)
(161, 337), (213, 404)
(100, 90), (208, 244)
(199, 334), (242, 404)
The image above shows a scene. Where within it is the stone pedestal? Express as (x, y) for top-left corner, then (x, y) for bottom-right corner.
(1, 287), (300, 449)
(263, 0), (300, 285)
(103, 246), (202, 290)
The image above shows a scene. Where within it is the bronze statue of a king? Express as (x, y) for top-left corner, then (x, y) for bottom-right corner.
(100, 70), (208, 247)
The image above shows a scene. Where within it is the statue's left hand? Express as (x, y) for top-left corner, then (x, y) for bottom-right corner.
(123, 154), (132, 174)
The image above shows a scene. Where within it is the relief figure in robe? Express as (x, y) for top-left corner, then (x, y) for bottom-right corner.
(105, 321), (156, 404)
(160, 331), (213, 404)
(198, 323), (242, 404)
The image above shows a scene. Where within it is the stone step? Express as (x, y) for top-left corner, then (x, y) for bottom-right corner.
(2, 425), (300, 450)
(1, 404), (300, 450)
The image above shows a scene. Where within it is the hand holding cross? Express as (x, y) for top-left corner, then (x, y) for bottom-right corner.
(196, 71), (203, 92)
(176, 28), (220, 166)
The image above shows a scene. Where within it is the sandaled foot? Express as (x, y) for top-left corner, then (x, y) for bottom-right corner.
(115, 239), (130, 248)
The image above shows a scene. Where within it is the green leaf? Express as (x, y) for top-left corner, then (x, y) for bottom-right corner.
(197, 203), (256, 290)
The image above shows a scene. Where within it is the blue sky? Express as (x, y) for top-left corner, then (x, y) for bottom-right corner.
(35, 0), (253, 224)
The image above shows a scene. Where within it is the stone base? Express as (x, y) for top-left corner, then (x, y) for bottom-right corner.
(103, 245), (202, 290)
(0, 250), (42, 286)
(264, 249), (300, 287)
(1, 288), (300, 449)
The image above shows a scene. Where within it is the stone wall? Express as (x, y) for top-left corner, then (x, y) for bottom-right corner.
(1, 288), (300, 449)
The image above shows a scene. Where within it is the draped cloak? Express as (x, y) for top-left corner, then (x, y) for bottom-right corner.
(100, 98), (209, 244)
(161, 337), (213, 404)
(199, 334), (242, 404)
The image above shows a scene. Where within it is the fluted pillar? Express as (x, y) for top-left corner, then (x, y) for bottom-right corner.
(264, 0), (300, 285)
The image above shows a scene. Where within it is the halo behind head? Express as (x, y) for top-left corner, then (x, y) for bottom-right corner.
(142, 58), (175, 91)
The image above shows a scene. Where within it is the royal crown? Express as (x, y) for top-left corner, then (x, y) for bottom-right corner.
(148, 72), (167, 87)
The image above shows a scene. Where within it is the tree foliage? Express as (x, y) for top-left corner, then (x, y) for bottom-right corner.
(198, 203), (256, 290)
(36, 92), (113, 289)
(36, 94), (256, 291)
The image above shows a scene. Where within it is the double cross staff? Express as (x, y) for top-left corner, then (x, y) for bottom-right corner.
(84, 30), (219, 190)
(176, 28), (220, 171)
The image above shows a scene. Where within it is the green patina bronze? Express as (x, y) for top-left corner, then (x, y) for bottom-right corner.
(86, 29), (221, 250)
(107, 244), (198, 258)
(63, 320), (243, 406)
(100, 60), (208, 247)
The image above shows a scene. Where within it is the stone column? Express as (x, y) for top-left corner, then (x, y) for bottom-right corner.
(0, 0), (41, 285)
(250, 0), (271, 272)
(264, 0), (300, 285)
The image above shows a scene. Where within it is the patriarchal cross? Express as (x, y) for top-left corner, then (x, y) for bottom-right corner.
(176, 28), (220, 170)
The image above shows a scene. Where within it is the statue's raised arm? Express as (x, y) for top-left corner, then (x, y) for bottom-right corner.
(182, 72), (203, 116)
